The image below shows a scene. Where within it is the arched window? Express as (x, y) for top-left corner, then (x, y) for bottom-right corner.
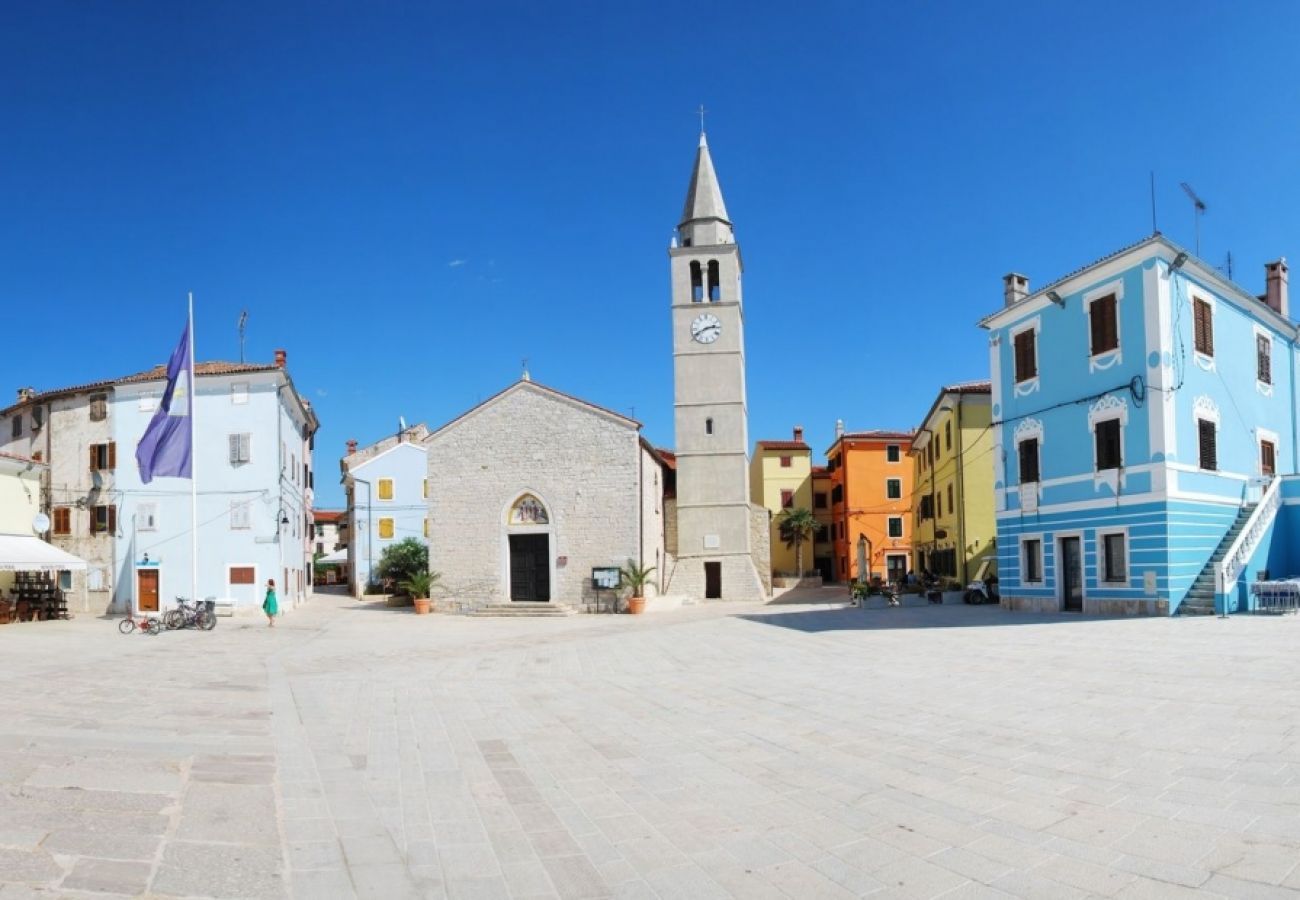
(508, 494), (549, 525)
(708, 261), (721, 301)
(690, 261), (703, 302)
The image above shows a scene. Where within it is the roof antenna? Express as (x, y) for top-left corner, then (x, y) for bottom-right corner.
(1180, 182), (1207, 256)
(1149, 172), (1158, 235)
(237, 310), (248, 363)
(521, 357), (530, 382)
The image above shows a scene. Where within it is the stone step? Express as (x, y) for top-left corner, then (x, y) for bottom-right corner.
(470, 603), (575, 617)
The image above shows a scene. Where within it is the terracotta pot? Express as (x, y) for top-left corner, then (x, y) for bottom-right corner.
(627, 596), (646, 615)
(413, 597), (431, 615)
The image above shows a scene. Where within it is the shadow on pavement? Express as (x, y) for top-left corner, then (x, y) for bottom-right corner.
(736, 604), (1132, 632)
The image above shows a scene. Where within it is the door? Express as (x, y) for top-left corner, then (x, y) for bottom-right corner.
(704, 561), (722, 599)
(509, 534), (550, 602)
(137, 569), (159, 612)
(886, 554), (907, 585)
(1060, 537), (1083, 612)
(814, 557), (833, 583)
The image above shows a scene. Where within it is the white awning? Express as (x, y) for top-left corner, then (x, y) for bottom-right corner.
(317, 549), (347, 565)
(0, 534), (88, 571)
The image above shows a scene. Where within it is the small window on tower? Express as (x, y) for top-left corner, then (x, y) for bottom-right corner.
(705, 417), (713, 435)
(690, 261), (704, 302)
(708, 261), (721, 302)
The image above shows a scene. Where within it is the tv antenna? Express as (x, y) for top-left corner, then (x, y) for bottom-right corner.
(1180, 182), (1207, 256)
(237, 310), (248, 363)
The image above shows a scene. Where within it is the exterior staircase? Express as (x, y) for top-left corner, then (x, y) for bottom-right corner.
(1179, 503), (1256, 616)
(469, 602), (576, 618)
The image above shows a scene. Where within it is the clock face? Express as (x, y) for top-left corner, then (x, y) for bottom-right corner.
(691, 313), (722, 344)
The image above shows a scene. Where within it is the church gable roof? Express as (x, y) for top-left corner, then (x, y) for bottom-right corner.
(423, 379), (640, 446)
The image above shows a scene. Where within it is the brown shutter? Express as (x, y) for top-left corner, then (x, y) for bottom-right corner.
(1198, 421), (1217, 471)
(1258, 335), (1271, 384)
(107, 442), (116, 470)
(1261, 440), (1276, 476)
(107, 505), (117, 535)
(89, 445), (98, 472)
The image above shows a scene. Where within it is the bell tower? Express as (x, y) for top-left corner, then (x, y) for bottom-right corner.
(666, 132), (767, 601)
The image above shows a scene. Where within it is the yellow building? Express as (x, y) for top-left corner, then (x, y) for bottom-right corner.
(749, 427), (816, 578)
(910, 382), (995, 585)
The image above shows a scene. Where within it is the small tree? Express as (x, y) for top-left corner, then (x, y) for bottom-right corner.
(375, 538), (428, 592)
(775, 508), (821, 578)
(400, 570), (442, 600)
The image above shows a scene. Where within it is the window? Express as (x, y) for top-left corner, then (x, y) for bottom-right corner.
(813, 492), (827, 510)
(708, 260), (721, 302)
(91, 505), (116, 535)
(886, 478), (901, 500)
(11, 415), (21, 439)
(1089, 293), (1119, 355)
(378, 518), (395, 539)
(58, 570), (72, 591)
(230, 566), (255, 585)
(137, 502), (158, 531)
(377, 478), (394, 501)
(1257, 334), (1272, 385)
(779, 455), (792, 468)
(887, 517), (903, 539)
(690, 260), (703, 302)
(937, 492), (943, 517)
(52, 507), (71, 535)
(1023, 538), (1042, 583)
(1095, 419), (1122, 471)
(423, 518), (429, 538)
(89, 442), (116, 471)
(1193, 298), (1214, 356)
(1014, 329), (1037, 382)
(231, 382), (249, 404)
(944, 421), (951, 451)
(230, 501), (252, 530)
(422, 478), (429, 499)
(919, 495), (933, 519)
(1102, 532), (1127, 583)
(926, 443), (933, 467)
(31, 406), (43, 430)
(228, 433), (251, 465)
(316, 542), (324, 555)
(947, 483), (954, 513)
(831, 484), (843, 505)
(886, 444), (900, 463)
(780, 489), (794, 509)
(138, 393), (158, 412)
(291, 453), (297, 483)
(1197, 419), (1217, 471)
(705, 418), (713, 435)
(1261, 439), (1277, 476)
(934, 437), (941, 462)
(89, 394), (107, 421)
(1019, 438), (1040, 484)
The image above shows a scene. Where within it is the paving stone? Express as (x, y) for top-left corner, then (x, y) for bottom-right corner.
(59, 857), (150, 894)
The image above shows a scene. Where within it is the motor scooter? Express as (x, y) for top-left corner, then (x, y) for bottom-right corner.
(963, 575), (1000, 605)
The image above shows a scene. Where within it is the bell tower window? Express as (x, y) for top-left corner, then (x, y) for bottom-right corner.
(690, 261), (704, 302)
(708, 260), (721, 301)
(705, 417), (714, 435)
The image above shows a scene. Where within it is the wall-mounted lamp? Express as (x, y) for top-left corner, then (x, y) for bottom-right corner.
(1046, 290), (1065, 307)
(1169, 251), (1189, 271)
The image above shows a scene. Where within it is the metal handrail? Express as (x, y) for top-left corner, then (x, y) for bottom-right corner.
(1215, 476), (1282, 610)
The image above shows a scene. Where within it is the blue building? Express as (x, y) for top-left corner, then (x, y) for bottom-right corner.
(981, 235), (1300, 615)
(111, 354), (318, 615)
(341, 425), (429, 595)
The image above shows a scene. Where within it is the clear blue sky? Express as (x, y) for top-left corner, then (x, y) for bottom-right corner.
(5, 2), (1299, 508)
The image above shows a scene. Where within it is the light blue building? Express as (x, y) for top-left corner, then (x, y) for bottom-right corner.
(981, 235), (1300, 615)
(111, 356), (318, 615)
(341, 425), (429, 595)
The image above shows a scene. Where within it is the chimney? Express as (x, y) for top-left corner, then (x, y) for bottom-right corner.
(793, 425), (804, 443)
(16, 387), (35, 404)
(1003, 273), (1029, 307)
(835, 419), (844, 439)
(274, 348), (287, 368)
(1265, 258), (1289, 317)
(346, 439), (357, 456)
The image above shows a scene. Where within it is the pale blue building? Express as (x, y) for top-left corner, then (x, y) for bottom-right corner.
(111, 356), (318, 615)
(981, 235), (1300, 615)
(341, 425), (429, 595)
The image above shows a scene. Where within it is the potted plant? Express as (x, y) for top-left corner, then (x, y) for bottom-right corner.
(401, 570), (441, 615)
(619, 560), (656, 615)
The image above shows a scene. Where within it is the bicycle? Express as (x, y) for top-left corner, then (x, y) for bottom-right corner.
(118, 614), (162, 635)
(164, 597), (216, 631)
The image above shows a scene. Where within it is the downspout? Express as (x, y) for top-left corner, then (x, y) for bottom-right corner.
(955, 396), (967, 584)
(916, 427), (937, 574)
(1291, 332), (1298, 475)
(352, 476), (373, 591)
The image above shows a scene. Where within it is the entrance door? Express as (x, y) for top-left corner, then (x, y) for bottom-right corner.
(509, 534), (550, 602)
(814, 557), (833, 583)
(704, 561), (722, 599)
(1060, 537), (1083, 612)
(886, 554), (907, 585)
(137, 569), (159, 612)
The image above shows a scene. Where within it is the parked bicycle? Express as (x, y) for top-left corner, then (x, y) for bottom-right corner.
(118, 614), (162, 635)
(164, 597), (216, 631)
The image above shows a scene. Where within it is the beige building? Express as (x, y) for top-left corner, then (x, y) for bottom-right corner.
(749, 427), (816, 578)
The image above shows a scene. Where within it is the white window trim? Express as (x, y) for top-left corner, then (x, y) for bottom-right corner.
(137, 502), (158, 532)
(377, 517), (396, 540)
(885, 477), (902, 500)
(1253, 325), (1274, 396)
(230, 500), (252, 530)
(138, 392), (159, 412)
(377, 477), (395, 502)
(1021, 534), (1045, 585)
(1192, 395), (1220, 427)
(231, 382), (249, 405)
(1088, 395), (1128, 490)
(886, 444), (901, 464)
(1191, 292), (1216, 371)
(1010, 316), (1041, 397)
(886, 516), (904, 539)
(1083, 280), (1124, 372)
(1257, 427), (1280, 476)
(1098, 527), (1129, 585)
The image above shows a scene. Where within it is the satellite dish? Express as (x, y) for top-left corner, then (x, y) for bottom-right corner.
(33, 513), (50, 535)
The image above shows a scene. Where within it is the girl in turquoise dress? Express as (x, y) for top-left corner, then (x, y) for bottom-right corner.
(263, 579), (278, 627)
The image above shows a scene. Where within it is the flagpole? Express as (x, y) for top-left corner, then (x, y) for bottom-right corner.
(189, 292), (198, 608)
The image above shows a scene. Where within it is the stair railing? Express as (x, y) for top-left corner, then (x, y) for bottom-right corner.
(1215, 476), (1281, 613)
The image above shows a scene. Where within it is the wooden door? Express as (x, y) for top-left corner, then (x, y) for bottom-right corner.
(137, 569), (159, 612)
(1060, 538), (1083, 612)
(705, 561), (722, 599)
(509, 534), (550, 602)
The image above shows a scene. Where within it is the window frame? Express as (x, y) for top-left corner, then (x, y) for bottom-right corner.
(1259, 429), (1279, 477)
(91, 504), (116, 535)
(377, 478), (395, 501)
(1094, 418), (1122, 472)
(1083, 281), (1123, 369)
(886, 444), (901, 464)
(885, 478), (902, 500)
(229, 500), (252, 530)
(231, 382), (250, 405)
(1100, 530), (1128, 584)
(813, 492), (827, 510)
(228, 433), (252, 466)
(1018, 436), (1040, 484)
(1196, 418), (1217, 472)
(52, 507), (72, 535)
(1255, 326), (1273, 393)
(377, 517), (395, 540)
(1022, 537), (1043, 584)
(89, 394), (107, 422)
(779, 455), (792, 468)
(137, 502), (158, 532)
(1192, 295), (1215, 360)
(886, 516), (903, 539)
(779, 489), (794, 509)
(1010, 317), (1041, 392)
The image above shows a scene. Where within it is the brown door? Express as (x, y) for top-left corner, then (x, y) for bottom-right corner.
(137, 569), (159, 612)
(705, 561), (722, 599)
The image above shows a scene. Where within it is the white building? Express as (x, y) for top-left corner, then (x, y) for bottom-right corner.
(341, 424), (429, 595)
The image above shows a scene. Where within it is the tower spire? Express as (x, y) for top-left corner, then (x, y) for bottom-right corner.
(678, 130), (732, 246)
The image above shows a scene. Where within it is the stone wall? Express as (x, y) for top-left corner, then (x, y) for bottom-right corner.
(1001, 595), (1169, 616)
(749, 503), (772, 597)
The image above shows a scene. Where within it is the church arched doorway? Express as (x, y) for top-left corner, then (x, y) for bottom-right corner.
(505, 493), (552, 602)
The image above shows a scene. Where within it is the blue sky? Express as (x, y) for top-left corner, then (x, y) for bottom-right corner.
(5, 2), (1300, 507)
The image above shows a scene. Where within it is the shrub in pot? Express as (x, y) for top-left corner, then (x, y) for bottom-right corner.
(619, 560), (655, 614)
(401, 570), (442, 615)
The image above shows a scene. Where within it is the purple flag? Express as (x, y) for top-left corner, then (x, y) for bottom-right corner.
(135, 319), (193, 483)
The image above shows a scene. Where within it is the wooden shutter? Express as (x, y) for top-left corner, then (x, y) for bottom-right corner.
(1014, 330), (1037, 381)
(107, 442), (116, 470)
(107, 505), (117, 534)
(1019, 438), (1039, 483)
(89, 445), (98, 472)
(1096, 420), (1121, 470)
(1198, 420), (1217, 471)
(1194, 299), (1214, 355)
(1257, 335), (1271, 384)
(1090, 295), (1118, 354)
(1261, 440), (1276, 476)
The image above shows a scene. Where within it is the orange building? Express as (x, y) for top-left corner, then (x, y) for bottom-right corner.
(825, 429), (915, 584)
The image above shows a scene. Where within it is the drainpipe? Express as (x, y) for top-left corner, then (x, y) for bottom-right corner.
(352, 476), (374, 592)
(916, 427), (937, 574)
(955, 396), (967, 584)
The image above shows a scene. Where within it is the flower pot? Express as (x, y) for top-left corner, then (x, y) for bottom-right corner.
(413, 597), (431, 615)
(627, 596), (646, 615)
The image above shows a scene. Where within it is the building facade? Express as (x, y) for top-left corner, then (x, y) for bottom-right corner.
(826, 429), (915, 583)
(312, 510), (345, 557)
(911, 382), (995, 585)
(811, 465), (834, 582)
(982, 235), (1300, 615)
(341, 425), (429, 595)
(748, 427), (816, 578)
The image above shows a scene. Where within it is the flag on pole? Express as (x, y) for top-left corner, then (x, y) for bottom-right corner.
(135, 319), (194, 483)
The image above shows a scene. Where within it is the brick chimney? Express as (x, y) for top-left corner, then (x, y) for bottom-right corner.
(793, 425), (804, 443)
(835, 419), (844, 439)
(274, 348), (287, 368)
(1003, 273), (1029, 307)
(1265, 259), (1288, 317)
(15, 387), (35, 404)
(346, 439), (357, 456)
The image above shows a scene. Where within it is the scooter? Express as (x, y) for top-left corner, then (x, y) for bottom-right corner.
(964, 576), (1000, 605)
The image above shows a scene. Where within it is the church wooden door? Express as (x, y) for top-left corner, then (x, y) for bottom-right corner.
(509, 534), (550, 602)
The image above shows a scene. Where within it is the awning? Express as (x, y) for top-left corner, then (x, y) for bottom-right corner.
(0, 534), (88, 571)
(317, 549), (347, 565)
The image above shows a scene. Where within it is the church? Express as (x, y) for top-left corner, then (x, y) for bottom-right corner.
(422, 132), (770, 608)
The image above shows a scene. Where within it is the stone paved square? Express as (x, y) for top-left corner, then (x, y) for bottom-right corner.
(2, 589), (1299, 898)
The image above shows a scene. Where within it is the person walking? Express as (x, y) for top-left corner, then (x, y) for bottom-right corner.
(263, 578), (278, 627)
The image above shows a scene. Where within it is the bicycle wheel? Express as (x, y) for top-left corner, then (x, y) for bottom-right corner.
(145, 618), (162, 635)
(163, 609), (183, 630)
(118, 618), (136, 634)
(198, 610), (216, 631)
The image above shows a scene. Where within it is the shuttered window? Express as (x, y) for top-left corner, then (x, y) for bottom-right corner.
(1257, 334), (1272, 384)
(230, 501), (252, 530)
(378, 478), (394, 501)
(1013, 330), (1037, 382)
(1019, 438), (1040, 483)
(1193, 299), (1214, 355)
(1095, 419), (1122, 471)
(229, 566), (255, 585)
(1089, 294), (1119, 355)
(52, 507), (71, 535)
(378, 518), (395, 539)
(780, 489), (794, 509)
(1197, 419), (1217, 471)
(91, 505), (116, 535)
(228, 433), (251, 465)
(89, 394), (107, 421)
(1261, 440), (1276, 476)
(89, 442), (116, 471)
